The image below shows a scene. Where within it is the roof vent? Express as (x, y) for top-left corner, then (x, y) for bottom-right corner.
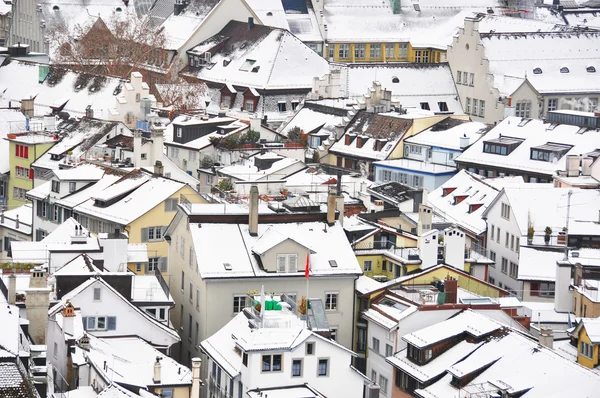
(560, 67), (569, 74)
(328, 260), (338, 268)
(392, 76), (399, 83)
(224, 263), (233, 271)
(533, 67), (542, 75)
(587, 66), (596, 73)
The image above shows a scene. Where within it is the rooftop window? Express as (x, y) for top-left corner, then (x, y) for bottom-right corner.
(560, 67), (569, 74)
(240, 59), (256, 71)
(587, 66), (596, 73)
(533, 67), (542, 74)
(392, 76), (399, 83)
(483, 136), (524, 156)
(530, 142), (572, 162)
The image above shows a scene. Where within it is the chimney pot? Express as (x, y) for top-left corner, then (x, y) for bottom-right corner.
(248, 17), (254, 29)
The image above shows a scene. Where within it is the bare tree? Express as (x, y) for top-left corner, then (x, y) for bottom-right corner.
(48, 10), (168, 78)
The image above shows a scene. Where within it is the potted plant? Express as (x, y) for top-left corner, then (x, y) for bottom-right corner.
(527, 226), (534, 244)
(544, 226), (552, 244)
(298, 296), (307, 316)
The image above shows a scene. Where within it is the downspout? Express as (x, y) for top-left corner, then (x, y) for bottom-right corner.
(351, 274), (359, 365)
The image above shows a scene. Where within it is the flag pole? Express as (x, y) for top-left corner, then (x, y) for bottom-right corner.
(305, 253), (310, 311)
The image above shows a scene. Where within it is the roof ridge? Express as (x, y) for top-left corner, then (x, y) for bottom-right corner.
(265, 30), (287, 89)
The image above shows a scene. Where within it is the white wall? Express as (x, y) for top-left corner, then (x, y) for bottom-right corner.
(367, 321), (395, 397)
(46, 316), (70, 394)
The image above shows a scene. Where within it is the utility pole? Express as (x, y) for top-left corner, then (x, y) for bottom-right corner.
(564, 190), (572, 261)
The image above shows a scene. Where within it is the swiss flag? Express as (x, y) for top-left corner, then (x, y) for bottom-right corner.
(305, 254), (310, 279)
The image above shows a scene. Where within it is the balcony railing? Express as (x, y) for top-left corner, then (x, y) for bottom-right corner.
(353, 240), (421, 262)
(209, 375), (233, 398)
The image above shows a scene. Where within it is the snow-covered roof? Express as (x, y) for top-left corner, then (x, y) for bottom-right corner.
(0, 303), (21, 358)
(374, 158), (457, 174)
(53, 164), (107, 181)
(55, 174), (122, 209)
(131, 275), (171, 303)
(521, 300), (576, 324)
(97, 383), (147, 398)
(186, 21), (329, 90)
(0, 109), (26, 174)
(517, 247), (565, 282)
(190, 219), (362, 279)
(479, 30), (600, 95)
(428, 170), (502, 236)
(576, 318), (600, 344)
(402, 309), (503, 348)
(53, 254), (104, 276)
(356, 275), (384, 295)
(247, 386), (325, 398)
(127, 243), (148, 263)
(164, 116), (245, 150)
(456, 116), (600, 177)
(219, 154), (304, 182)
(85, 335), (191, 387)
(0, 62), (122, 118)
(74, 170), (185, 225)
(279, 106), (345, 137)
(0, 204), (33, 236)
(404, 119), (488, 150)
(334, 63), (463, 113)
(245, 0), (322, 42)
(159, 0), (220, 50)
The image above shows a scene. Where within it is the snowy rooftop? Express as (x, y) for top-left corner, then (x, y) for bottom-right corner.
(52, 164), (107, 182)
(456, 116), (600, 177)
(576, 318), (600, 344)
(374, 158), (457, 174)
(279, 106), (345, 137)
(0, 303), (20, 358)
(245, 0), (322, 43)
(428, 170), (502, 236)
(219, 153), (304, 182)
(131, 275), (171, 303)
(190, 220), (361, 279)
(159, 0), (220, 50)
(54, 174), (122, 209)
(334, 63), (463, 113)
(517, 247), (565, 282)
(404, 119), (488, 150)
(247, 386), (325, 398)
(402, 309), (503, 348)
(164, 116), (245, 150)
(85, 335), (192, 387)
(53, 254), (104, 276)
(0, 204), (32, 235)
(0, 62), (122, 118)
(186, 21), (329, 90)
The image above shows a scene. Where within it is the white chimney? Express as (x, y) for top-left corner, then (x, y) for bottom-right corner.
(566, 155), (579, 177)
(151, 128), (165, 165)
(8, 274), (16, 305)
(417, 204), (433, 237)
(581, 156), (593, 176)
(444, 227), (466, 271)
(418, 229), (439, 269)
(327, 187), (336, 226)
(153, 357), (162, 384)
(249, 185), (259, 236)
(61, 300), (76, 337)
(98, 229), (128, 272)
(554, 261), (574, 313)
(191, 357), (202, 398)
(459, 133), (470, 149)
(539, 327), (554, 349)
(133, 130), (143, 166)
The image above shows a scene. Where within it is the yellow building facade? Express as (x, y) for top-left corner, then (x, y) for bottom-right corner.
(326, 42), (446, 64)
(7, 134), (56, 208)
(575, 324), (599, 369)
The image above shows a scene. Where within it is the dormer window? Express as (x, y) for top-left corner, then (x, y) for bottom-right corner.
(69, 182), (76, 193)
(533, 67), (542, 74)
(392, 76), (399, 83)
(483, 136), (524, 156)
(530, 142), (572, 162)
(51, 180), (60, 193)
(560, 67), (569, 74)
(453, 195), (468, 205)
(587, 66), (596, 73)
(468, 203), (483, 213)
(442, 187), (456, 197)
(276, 254), (298, 272)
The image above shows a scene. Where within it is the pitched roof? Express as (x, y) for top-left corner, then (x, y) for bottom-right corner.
(0, 204), (33, 236)
(517, 247), (565, 281)
(574, 318), (600, 344)
(404, 119), (488, 150)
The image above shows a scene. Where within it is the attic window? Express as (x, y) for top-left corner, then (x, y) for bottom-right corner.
(420, 102), (430, 111)
(438, 102), (448, 112)
(116, 7), (122, 11)
(53, 5), (59, 10)
(251, 66), (260, 73)
(240, 59), (256, 71)
(442, 187), (456, 197)
(560, 67), (569, 74)
(267, 11), (273, 16)
(468, 203), (483, 213)
(453, 195), (468, 205)
(223, 263), (232, 271)
(392, 76), (399, 83)
(533, 67), (542, 74)
(587, 66), (596, 73)
(329, 260), (338, 268)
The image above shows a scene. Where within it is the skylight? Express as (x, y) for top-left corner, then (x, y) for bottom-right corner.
(587, 66), (596, 73)
(533, 67), (542, 74)
(223, 263), (233, 271)
(329, 260), (338, 268)
(239, 59), (256, 72)
(560, 67), (569, 74)
(392, 76), (399, 83)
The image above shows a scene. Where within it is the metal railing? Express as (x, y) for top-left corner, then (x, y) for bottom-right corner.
(208, 375), (233, 398)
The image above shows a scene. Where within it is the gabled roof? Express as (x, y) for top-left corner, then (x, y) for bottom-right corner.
(185, 20), (329, 90)
(0, 204), (33, 236)
(159, 0), (222, 50)
(573, 318), (600, 344)
(404, 119), (488, 150)
(251, 226), (313, 255)
(53, 254), (103, 276)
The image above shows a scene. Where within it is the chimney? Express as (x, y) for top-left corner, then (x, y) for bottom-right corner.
(444, 276), (458, 304)
(191, 357), (202, 398)
(444, 227), (466, 271)
(335, 172), (344, 227)
(417, 204), (433, 237)
(0, 210), (4, 224)
(582, 156), (593, 176)
(327, 187), (336, 226)
(249, 185), (259, 236)
(153, 357), (162, 383)
(133, 130), (143, 166)
(459, 133), (470, 149)
(248, 17), (254, 30)
(335, 124), (346, 140)
(151, 128), (165, 165)
(418, 229), (438, 269)
(15, 215), (19, 229)
(539, 327), (554, 349)
(153, 160), (164, 176)
(26, 268), (51, 344)
(8, 274), (16, 305)
(554, 262), (574, 312)
(566, 154), (579, 177)
(62, 300), (76, 337)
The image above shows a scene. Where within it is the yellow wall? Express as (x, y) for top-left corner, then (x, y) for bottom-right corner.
(577, 328), (598, 369)
(8, 140), (55, 208)
(127, 184), (205, 275)
(574, 290), (600, 318)
(357, 254), (395, 280)
(153, 386), (190, 398)
(402, 267), (503, 298)
(326, 42), (446, 64)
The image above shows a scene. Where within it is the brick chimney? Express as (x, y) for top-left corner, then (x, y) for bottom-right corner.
(444, 276), (458, 304)
(62, 300), (76, 338)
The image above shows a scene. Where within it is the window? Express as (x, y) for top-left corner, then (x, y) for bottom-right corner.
(490, 224), (495, 241)
(422, 51), (429, 63)
(548, 98), (557, 112)
(385, 344), (393, 357)
(469, 73), (474, 86)
(457, 70), (462, 84)
(479, 100), (485, 117)
(357, 328), (367, 352)
(276, 254), (298, 272)
(379, 376), (388, 396)
(463, 71), (468, 84)
(15, 166), (31, 179)
(515, 101), (531, 118)
(330, 327), (337, 341)
(292, 359), (302, 377)
(176, 127), (183, 138)
(261, 354), (282, 372)
(53, 205), (60, 222)
(15, 144), (29, 159)
(370, 44), (381, 59)
(291, 101), (299, 111)
(466, 97), (471, 114)
(505, 232), (509, 248)
(532, 281), (555, 297)
(385, 44), (395, 59)
(490, 250), (496, 265)
(501, 257), (508, 274)
(354, 44), (366, 59)
(372, 337), (380, 353)
(306, 342), (314, 355)
(501, 203), (510, 220)
(51, 180), (60, 193)
(398, 43), (408, 58)
(580, 341), (593, 359)
(338, 44), (350, 59)
(371, 370), (377, 384)
(244, 98), (254, 112)
(93, 288), (101, 301)
(277, 102), (287, 112)
(143, 226), (163, 242)
(496, 227), (500, 243)
(85, 316), (111, 331)
(363, 260), (372, 271)
(189, 282), (193, 302)
(488, 276), (495, 284)
(147, 257), (160, 273)
(318, 359), (328, 376)
(233, 295), (246, 313)
(325, 293), (338, 311)
(516, 237), (520, 254)
(196, 288), (200, 310)
(415, 50), (421, 63)
(473, 99), (478, 116)
(188, 314), (192, 340)
(165, 198), (178, 212)
(35, 229), (48, 241)
(161, 389), (173, 398)
(181, 271), (185, 292)
(509, 262), (518, 279)
(510, 234), (515, 251)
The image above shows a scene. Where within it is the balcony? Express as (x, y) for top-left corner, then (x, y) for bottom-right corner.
(353, 240), (421, 263)
(208, 375), (233, 398)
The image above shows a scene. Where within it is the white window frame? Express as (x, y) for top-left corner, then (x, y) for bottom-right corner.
(276, 254), (298, 273)
(325, 292), (338, 311)
(233, 295), (246, 313)
(363, 260), (372, 271)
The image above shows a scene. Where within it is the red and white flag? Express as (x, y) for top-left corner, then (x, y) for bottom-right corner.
(305, 254), (310, 279)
